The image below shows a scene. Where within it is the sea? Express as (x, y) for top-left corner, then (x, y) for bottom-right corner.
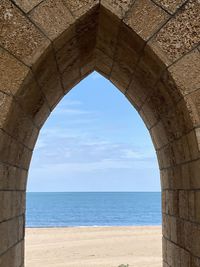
(26, 192), (161, 228)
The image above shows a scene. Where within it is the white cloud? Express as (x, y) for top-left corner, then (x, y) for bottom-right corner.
(54, 107), (91, 116)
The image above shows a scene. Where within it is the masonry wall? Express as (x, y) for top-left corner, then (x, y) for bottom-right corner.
(0, 1), (200, 266)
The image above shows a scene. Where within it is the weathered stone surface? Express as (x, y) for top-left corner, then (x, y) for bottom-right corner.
(0, 216), (24, 256)
(125, 0), (169, 40)
(60, 56), (81, 94)
(53, 24), (76, 52)
(29, 0), (74, 40)
(0, 95), (39, 148)
(195, 191), (200, 223)
(0, 92), (13, 129)
(154, 0), (200, 62)
(114, 23), (143, 77)
(65, 0), (99, 18)
(14, 73), (50, 127)
(154, 0), (188, 14)
(56, 36), (79, 74)
(96, 6), (120, 59)
(13, 0), (43, 13)
(76, 7), (98, 69)
(110, 61), (132, 93)
(0, 0), (50, 65)
(126, 66), (154, 109)
(80, 54), (95, 78)
(192, 255), (200, 267)
(0, 163), (27, 190)
(189, 159), (200, 188)
(95, 49), (113, 77)
(185, 89), (200, 127)
(101, 0), (134, 19)
(32, 47), (64, 108)
(185, 222), (200, 257)
(0, 240), (24, 267)
(151, 121), (169, 149)
(168, 47), (200, 96)
(0, 48), (29, 95)
(179, 190), (189, 219)
(0, 130), (32, 169)
(0, 191), (25, 222)
(195, 127), (200, 152)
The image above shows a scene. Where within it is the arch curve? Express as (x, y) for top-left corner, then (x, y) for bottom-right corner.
(0, 1), (200, 266)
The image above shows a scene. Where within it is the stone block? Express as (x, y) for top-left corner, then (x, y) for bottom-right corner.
(179, 190), (189, 219)
(153, 0), (188, 14)
(0, 163), (27, 191)
(110, 61), (132, 93)
(0, 130), (32, 169)
(138, 43), (166, 86)
(61, 61), (81, 94)
(150, 121), (169, 149)
(189, 222), (200, 257)
(0, 191), (25, 222)
(125, 0), (169, 40)
(160, 169), (170, 189)
(56, 36), (79, 74)
(194, 191), (200, 223)
(141, 101), (159, 129)
(188, 190), (195, 221)
(114, 24), (142, 77)
(53, 24), (76, 52)
(101, 0), (134, 19)
(80, 54), (95, 78)
(187, 130), (200, 160)
(0, 92), (13, 129)
(168, 47), (200, 96)
(167, 190), (178, 216)
(151, 0), (200, 63)
(180, 247), (191, 267)
(13, 0), (43, 13)
(0, 47), (29, 96)
(0, 0), (50, 66)
(170, 215), (178, 243)
(65, 0), (99, 19)
(29, 0), (74, 40)
(95, 49), (113, 77)
(32, 47), (64, 108)
(76, 6), (98, 67)
(15, 73), (50, 127)
(0, 216), (24, 256)
(185, 89), (200, 127)
(189, 159), (200, 189)
(125, 61), (156, 109)
(162, 214), (170, 239)
(0, 94), (39, 148)
(172, 135), (191, 165)
(96, 6), (120, 59)
(191, 255), (200, 267)
(157, 144), (175, 169)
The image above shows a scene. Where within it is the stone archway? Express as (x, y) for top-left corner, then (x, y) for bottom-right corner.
(0, 1), (200, 266)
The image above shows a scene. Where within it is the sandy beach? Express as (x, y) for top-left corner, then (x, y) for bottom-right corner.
(25, 226), (162, 267)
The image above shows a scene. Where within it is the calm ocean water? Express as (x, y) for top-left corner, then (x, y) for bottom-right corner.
(26, 192), (161, 227)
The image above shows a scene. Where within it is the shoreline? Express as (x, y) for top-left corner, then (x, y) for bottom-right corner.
(26, 224), (162, 228)
(25, 225), (162, 267)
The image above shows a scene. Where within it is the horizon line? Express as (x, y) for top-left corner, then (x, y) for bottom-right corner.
(27, 191), (161, 193)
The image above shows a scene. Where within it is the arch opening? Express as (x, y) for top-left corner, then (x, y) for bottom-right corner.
(25, 72), (162, 267)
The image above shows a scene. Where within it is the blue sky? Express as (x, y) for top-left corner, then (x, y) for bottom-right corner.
(27, 72), (160, 192)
